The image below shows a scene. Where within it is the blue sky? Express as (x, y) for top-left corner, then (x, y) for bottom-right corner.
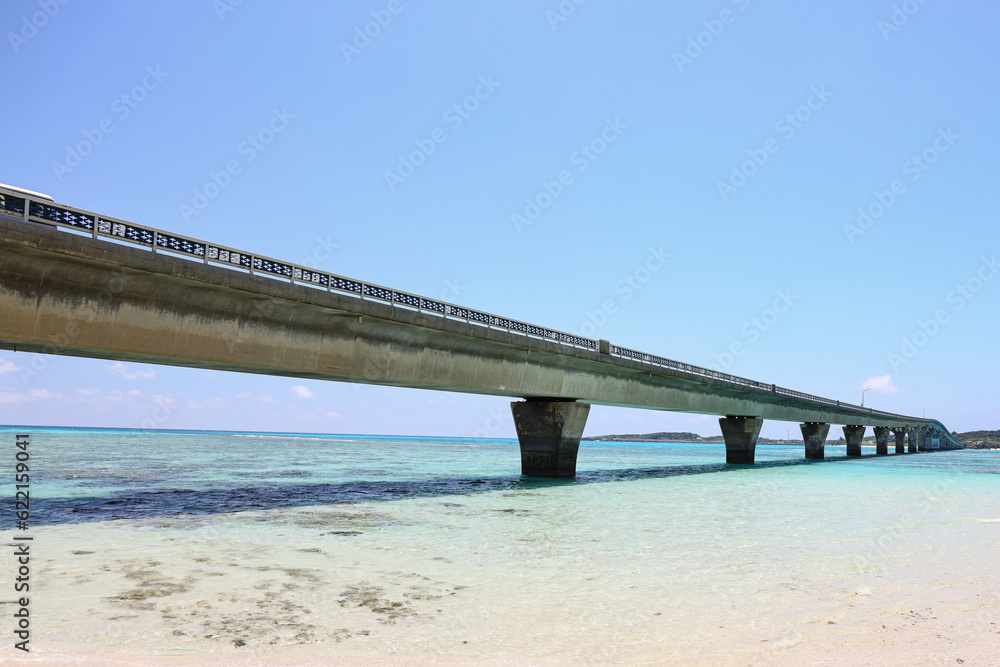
(1, 0), (997, 439)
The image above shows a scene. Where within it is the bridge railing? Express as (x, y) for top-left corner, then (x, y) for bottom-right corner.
(0, 186), (941, 429)
(0, 188), (598, 352)
(608, 345), (773, 391)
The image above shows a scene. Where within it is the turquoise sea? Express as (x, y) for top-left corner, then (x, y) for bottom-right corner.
(2, 427), (999, 665)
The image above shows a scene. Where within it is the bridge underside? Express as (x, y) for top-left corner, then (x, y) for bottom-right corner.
(0, 219), (962, 477)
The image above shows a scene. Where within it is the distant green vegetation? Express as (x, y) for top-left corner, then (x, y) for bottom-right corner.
(955, 430), (1000, 449)
(584, 431), (710, 443)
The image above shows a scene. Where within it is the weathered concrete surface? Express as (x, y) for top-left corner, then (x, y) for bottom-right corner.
(874, 427), (891, 456)
(719, 416), (763, 464)
(892, 428), (908, 455)
(916, 427), (928, 452)
(510, 400), (590, 477)
(843, 425), (865, 457)
(801, 422), (830, 460)
(908, 431), (918, 453)
(0, 217), (961, 445)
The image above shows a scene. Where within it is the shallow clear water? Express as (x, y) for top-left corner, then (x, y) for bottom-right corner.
(1, 427), (998, 664)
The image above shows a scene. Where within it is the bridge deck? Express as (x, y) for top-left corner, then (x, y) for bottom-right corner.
(0, 186), (963, 462)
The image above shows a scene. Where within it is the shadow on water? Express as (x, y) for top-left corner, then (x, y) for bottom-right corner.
(17, 454), (897, 527)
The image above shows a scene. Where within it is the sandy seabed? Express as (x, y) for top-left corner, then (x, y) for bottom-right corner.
(4, 444), (1000, 667)
(2, 507), (999, 667)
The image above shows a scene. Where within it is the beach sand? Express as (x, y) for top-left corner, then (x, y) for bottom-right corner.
(4, 503), (998, 666)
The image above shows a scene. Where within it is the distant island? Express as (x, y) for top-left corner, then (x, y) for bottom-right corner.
(952, 430), (1000, 449)
(584, 429), (1000, 449)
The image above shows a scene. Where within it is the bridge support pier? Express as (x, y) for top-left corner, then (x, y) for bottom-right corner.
(916, 427), (928, 452)
(510, 399), (590, 478)
(875, 427), (891, 455)
(719, 416), (763, 464)
(908, 430), (918, 453)
(890, 428), (906, 454)
(800, 422), (830, 460)
(844, 425), (865, 457)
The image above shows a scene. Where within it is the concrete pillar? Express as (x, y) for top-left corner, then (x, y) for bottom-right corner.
(510, 399), (590, 478)
(719, 416), (763, 464)
(889, 427), (906, 455)
(843, 425), (866, 457)
(800, 422), (830, 460)
(907, 430), (917, 453)
(873, 427), (890, 455)
(916, 427), (928, 452)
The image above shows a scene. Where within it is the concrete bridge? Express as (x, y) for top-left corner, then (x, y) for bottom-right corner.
(0, 185), (963, 477)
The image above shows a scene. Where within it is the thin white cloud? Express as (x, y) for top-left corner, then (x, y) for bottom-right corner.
(860, 374), (899, 395)
(108, 362), (156, 380)
(152, 394), (177, 407)
(325, 410), (343, 419)
(0, 388), (60, 404)
(0, 359), (20, 375)
(292, 385), (314, 399)
(78, 387), (101, 396)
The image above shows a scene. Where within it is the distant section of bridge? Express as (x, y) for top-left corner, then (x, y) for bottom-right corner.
(0, 185), (963, 477)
